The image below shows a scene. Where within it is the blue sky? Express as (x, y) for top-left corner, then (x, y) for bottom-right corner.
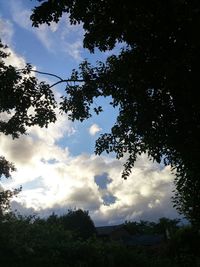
(0, 0), (180, 225)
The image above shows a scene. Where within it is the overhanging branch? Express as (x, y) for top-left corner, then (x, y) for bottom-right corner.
(29, 69), (64, 81)
(16, 68), (84, 88)
(49, 79), (84, 88)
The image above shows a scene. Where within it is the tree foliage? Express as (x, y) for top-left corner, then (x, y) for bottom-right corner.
(46, 209), (96, 239)
(0, 40), (56, 138)
(124, 217), (180, 237)
(0, 212), (199, 267)
(0, 156), (16, 179)
(0, 39), (57, 212)
(0, 156), (21, 216)
(31, 1), (200, 225)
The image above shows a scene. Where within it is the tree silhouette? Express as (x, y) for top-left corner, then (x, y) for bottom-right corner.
(0, 156), (21, 217)
(0, 40), (57, 138)
(0, 39), (57, 210)
(31, 1), (200, 226)
(60, 209), (96, 239)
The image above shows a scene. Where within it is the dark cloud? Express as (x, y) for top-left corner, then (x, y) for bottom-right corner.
(11, 201), (37, 216)
(2, 136), (36, 164)
(67, 186), (102, 210)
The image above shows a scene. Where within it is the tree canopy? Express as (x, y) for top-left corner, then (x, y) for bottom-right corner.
(46, 209), (96, 239)
(0, 155), (21, 216)
(1, 212), (198, 267)
(0, 40), (56, 138)
(124, 217), (180, 237)
(31, 1), (200, 226)
(0, 39), (57, 213)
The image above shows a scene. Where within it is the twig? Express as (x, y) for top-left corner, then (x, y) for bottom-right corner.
(49, 79), (84, 88)
(30, 69), (64, 81)
(16, 68), (84, 88)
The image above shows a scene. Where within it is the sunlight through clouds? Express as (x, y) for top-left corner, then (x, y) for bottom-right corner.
(1, 122), (178, 225)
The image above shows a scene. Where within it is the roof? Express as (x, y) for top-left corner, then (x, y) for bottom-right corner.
(96, 225), (123, 236)
(125, 234), (165, 246)
(96, 225), (165, 246)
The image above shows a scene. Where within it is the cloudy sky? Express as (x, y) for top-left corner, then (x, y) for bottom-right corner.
(0, 0), (180, 226)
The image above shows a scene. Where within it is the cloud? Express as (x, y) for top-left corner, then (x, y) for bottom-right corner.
(9, 0), (84, 61)
(1, 124), (179, 225)
(28, 109), (76, 145)
(0, 18), (14, 44)
(3, 47), (26, 68)
(63, 39), (83, 61)
(67, 186), (102, 210)
(89, 124), (102, 136)
(0, 18), (27, 68)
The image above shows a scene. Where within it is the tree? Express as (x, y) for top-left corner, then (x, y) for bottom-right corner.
(155, 217), (180, 238)
(46, 210), (96, 239)
(59, 209), (96, 239)
(0, 39), (57, 212)
(124, 217), (180, 236)
(31, 1), (200, 226)
(0, 156), (21, 217)
(0, 40), (56, 138)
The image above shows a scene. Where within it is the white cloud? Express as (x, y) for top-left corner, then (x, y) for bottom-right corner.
(0, 18), (14, 44)
(34, 24), (54, 52)
(10, 4), (30, 30)
(9, 0), (84, 61)
(3, 47), (26, 68)
(64, 40), (83, 61)
(28, 109), (76, 145)
(0, 17), (27, 68)
(89, 124), (102, 136)
(1, 122), (178, 225)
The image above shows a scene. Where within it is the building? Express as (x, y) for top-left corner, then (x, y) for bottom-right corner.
(96, 225), (165, 246)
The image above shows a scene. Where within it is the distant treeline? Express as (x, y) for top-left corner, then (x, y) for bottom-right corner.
(0, 209), (199, 267)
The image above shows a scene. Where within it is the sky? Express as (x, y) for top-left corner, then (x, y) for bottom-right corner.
(0, 0), (181, 226)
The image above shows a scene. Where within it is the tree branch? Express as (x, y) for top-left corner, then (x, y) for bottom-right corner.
(16, 68), (85, 88)
(49, 79), (84, 88)
(30, 69), (64, 81)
